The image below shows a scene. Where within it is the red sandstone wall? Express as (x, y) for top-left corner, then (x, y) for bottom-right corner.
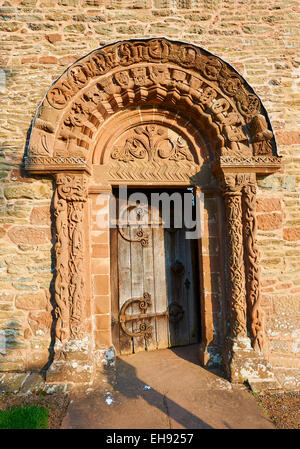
(0, 0), (300, 389)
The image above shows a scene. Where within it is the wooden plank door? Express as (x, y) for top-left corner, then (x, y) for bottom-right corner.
(110, 189), (200, 355)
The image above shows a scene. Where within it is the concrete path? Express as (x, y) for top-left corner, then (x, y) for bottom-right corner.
(62, 345), (275, 429)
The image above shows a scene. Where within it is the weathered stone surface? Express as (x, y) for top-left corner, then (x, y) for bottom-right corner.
(27, 350), (49, 370)
(0, 292), (14, 302)
(18, 372), (45, 394)
(4, 184), (51, 200)
(46, 361), (93, 383)
(223, 337), (278, 388)
(0, 22), (21, 32)
(276, 131), (300, 145)
(257, 213), (282, 230)
(256, 198), (281, 212)
(0, 360), (25, 372)
(64, 24), (85, 33)
(8, 226), (49, 244)
(283, 227), (300, 241)
(28, 311), (52, 337)
(15, 291), (47, 310)
(0, 373), (28, 393)
(39, 56), (58, 64)
(30, 205), (51, 225)
(272, 295), (300, 315)
(273, 368), (300, 390)
(45, 33), (62, 44)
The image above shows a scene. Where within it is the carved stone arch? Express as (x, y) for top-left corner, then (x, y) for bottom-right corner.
(26, 38), (282, 386)
(26, 38), (280, 172)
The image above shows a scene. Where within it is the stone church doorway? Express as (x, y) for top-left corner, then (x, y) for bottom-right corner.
(26, 38), (281, 385)
(110, 187), (201, 355)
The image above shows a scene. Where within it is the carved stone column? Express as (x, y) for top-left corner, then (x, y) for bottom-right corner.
(242, 181), (264, 352)
(221, 173), (258, 382)
(47, 173), (93, 384)
(221, 174), (248, 343)
(220, 172), (277, 387)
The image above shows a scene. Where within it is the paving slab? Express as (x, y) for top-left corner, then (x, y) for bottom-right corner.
(62, 345), (275, 429)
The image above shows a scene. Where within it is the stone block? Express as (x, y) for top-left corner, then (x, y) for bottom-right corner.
(4, 184), (51, 200)
(94, 295), (110, 315)
(27, 350), (50, 371)
(0, 227), (5, 239)
(273, 368), (300, 390)
(94, 314), (110, 331)
(0, 373), (28, 394)
(91, 230), (109, 244)
(8, 226), (49, 245)
(0, 22), (21, 32)
(91, 258), (110, 275)
(58, 0), (79, 5)
(0, 360), (25, 372)
(64, 24), (86, 33)
(256, 198), (281, 212)
(15, 291), (47, 310)
(283, 227), (300, 241)
(116, 25), (145, 35)
(28, 311), (52, 337)
(39, 56), (58, 65)
(45, 33), (63, 44)
(0, 292), (14, 302)
(276, 130), (300, 145)
(92, 244), (109, 258)
(257, 213), (282, 230)
(46, 361), (93, 383)
(94, 24), (114, 35)
(94, 329), (112, 349)
(93, 274), (110, 295)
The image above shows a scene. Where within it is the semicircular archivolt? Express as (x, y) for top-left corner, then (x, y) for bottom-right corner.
(26, 38), (277, 173)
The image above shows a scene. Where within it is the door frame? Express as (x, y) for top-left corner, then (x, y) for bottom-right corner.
(109, 186), (202, 355)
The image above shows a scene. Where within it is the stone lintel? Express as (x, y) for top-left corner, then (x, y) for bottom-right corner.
(213, 156), (282, 177)
(24, 156), (92, 175)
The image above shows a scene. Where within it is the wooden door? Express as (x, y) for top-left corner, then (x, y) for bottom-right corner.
(110, 188), (200, 355)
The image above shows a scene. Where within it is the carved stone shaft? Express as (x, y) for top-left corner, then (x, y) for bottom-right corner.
(54, 189), (70, 342)
(54, 173), (88, 342)
(222, 180), (248, 339)
(242, 183), (263, 352)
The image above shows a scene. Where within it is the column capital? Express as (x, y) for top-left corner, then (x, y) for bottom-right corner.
(55, 172), (89, 202)
(218, 172), (256, 195)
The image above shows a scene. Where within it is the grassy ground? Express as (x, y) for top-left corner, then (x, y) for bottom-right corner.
(0, 393), (70, 429)
(0, 390), (299, 429)
(0, 404), (48, 429)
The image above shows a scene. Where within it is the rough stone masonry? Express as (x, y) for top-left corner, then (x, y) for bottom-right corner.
(0, 0), (299, 391)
